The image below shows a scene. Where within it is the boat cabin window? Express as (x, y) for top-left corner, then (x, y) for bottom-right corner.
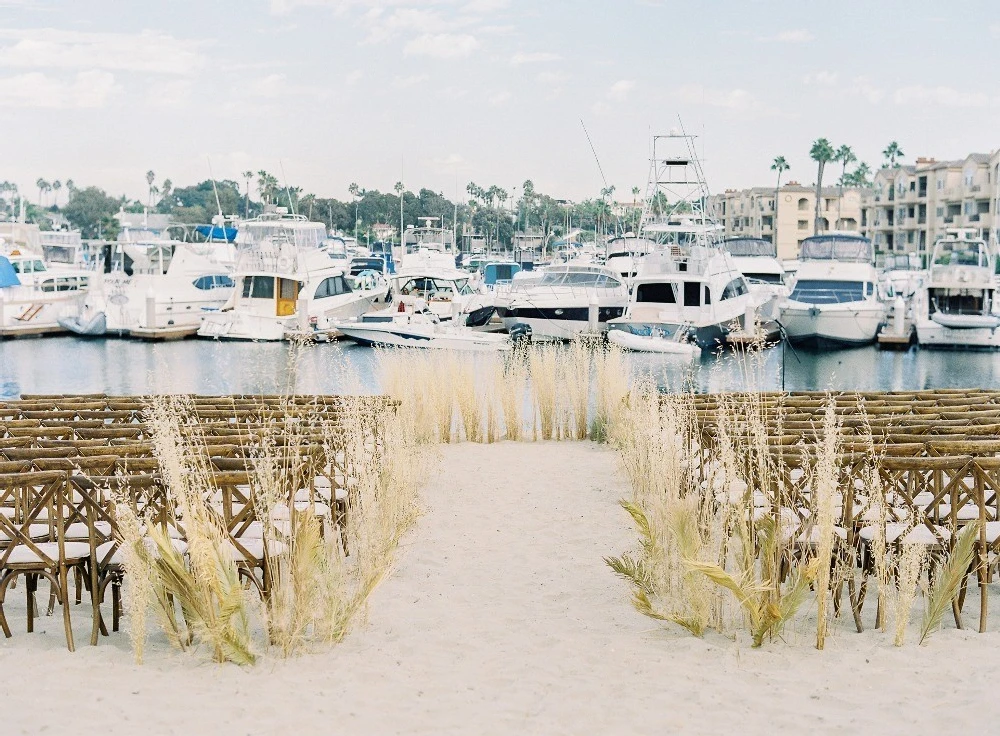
(636, 283), (676, 303)
(11, 259), (45, 274)
(39, 276), (88, 292)
(314, 275), (353, 298)
(192, 275), (234, 290)
(538, 271), (621, 289)
(455, 278), (474, 296)
(789, 279), (867, 304)
(399, 277), (457, 298)
(683, 281), (702, 307)
(744, 273), (783, 285)
(242, 275), (275, 300)
(933, 241), (987, 268)
(721, 278), (749, 300)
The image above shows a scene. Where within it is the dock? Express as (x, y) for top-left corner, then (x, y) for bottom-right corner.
(727, 320), (782, 346)
(0, 325), (67, 339)
(128, 324), (200, 341)
(877, 321), (915, 349)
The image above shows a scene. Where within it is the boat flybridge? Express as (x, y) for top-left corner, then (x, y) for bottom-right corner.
(59, 229), (235, 338)
(881, 251), (926, 300)
(914, 229), (1000, 348)
(495, 263), (628, 340)
(198, 211), (385, 341)
(778, 233), (886, 347)
(721, 237), (788, 321)
(605, 129), (757, 353)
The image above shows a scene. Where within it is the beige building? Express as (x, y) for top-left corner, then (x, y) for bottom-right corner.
(710, 183), (867, 260)
(862, 152), (999, 263)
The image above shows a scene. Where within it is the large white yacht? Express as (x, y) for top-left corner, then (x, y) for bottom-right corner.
(914, 229), (1000, 348)
(604, 233), (660, 280)
(495, 263), (628, 340)
(0, 249), (92, 337)
(198, 212), (384, 341)
(60, 234), (235, 337)
(721, 236), (788, 321)
(778, 233), (886, 347)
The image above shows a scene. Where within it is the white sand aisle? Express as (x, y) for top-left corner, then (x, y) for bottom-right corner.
(3, 441), (1000, 735)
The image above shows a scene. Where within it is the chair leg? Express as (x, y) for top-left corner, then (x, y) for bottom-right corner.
(112, 581), (121, 633)
(0, 571), (14, 638)
(26, 574), (36, 633)
(59, 564), (75, 652)
(74, 566), (83, 606)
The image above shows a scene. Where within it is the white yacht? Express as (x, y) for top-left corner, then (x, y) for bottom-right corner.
(605, 233), (660, 280)
(495, 263), (628, 340)
(914, 229), (1000, 348)
(198, 212), (385, 341)
(721, 236), (788, 322)
(779, 233), (886, 347)
(0, 250), (92, 337)
(335, 309), (511, 351)
(607, 248), (753, 351)
(60, 236), (235, 337)
(881, 251), (926, 300)
(398, 217), (458, 273)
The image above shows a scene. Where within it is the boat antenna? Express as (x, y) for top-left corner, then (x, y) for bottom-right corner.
(580, 119), (609, 190)
(279, 160), (297, 216)
(206, 156), (224, 223)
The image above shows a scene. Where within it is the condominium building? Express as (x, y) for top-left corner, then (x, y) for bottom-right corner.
(710, 183), (866, 260)
(861, 152), (1000, 262)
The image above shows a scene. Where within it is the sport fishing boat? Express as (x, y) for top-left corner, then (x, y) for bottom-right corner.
(606, 248), (752, 352)
(495, 263), (628, 340)
(59, 234), (235, 338)
(914, 229), (1000, 348)
(198, 211), (385, 341)
(721, 236), (788, 322)
(606, 129), (756, 352)
(778, 233), (886, 347)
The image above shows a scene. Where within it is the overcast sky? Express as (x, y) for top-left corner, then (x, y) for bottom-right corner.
(1, 0), (997, 204)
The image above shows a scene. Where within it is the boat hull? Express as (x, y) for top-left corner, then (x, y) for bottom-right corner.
(779, 300), (885, 347)
(498, 306), (625, 340)
(337, 323), (510, 351)
(606, 328), (701, 357)
(915, 320), (1000, 349)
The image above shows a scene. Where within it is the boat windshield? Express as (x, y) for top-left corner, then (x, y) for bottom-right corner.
(239, 222), (326, 249)
(744, 272), (783, 284)
(10, 259), (45, 274)
(933, 241), (987, 268)
(723, 238), (777, 258)
(799, 236), (873, 262)
(538, 271), (620, 288)
(790, 279), (871, 304)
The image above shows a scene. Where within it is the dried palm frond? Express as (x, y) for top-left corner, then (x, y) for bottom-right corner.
(920, 522), (979, 645)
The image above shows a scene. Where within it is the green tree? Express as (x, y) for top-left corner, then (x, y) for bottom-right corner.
(146, 170), (156, 207)
(62, 186), (122, 238)
(834, 145), (856, 228)
(882, 141), (904, 169)
(809, 138), (835, 235)
(848, 162), (873, 188)
(770, 155), (789, 246)
(36, 177), (47, 206)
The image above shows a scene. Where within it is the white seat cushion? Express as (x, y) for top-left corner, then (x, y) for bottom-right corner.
(4, 541), (91, 565)
(0, 523), (52, 542)
(95, 537), (188, 565)
(65, 521), (113, 541)
(270, 502), (330, 520)
(859, 522), (949, 546)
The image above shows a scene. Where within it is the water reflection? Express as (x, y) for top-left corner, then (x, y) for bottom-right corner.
(0, 336), (996, 398)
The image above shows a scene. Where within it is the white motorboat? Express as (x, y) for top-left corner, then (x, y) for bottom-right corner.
(60, 236), (235, 337)
(914, 229), (1000, 348)
(607, 248), (754, 350)
(198, 211), (386, 341)
(496, 263), (628, 340)
(335, 309), (511, 351)
(778, 233), (886, 347)
(721, 236), (788, 322)
(0, 250), (92, 337)
(605, 233), (659, 280)
(881, 252), (926, 300)
(398, 217), (458, 273)
(606, 324), (701, 358)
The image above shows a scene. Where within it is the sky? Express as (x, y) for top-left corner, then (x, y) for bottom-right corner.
(0, 0), (997, 205)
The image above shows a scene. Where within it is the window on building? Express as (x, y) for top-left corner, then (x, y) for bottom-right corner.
(937, 178), (944, 190)
(797, 220), (808, 230)
(937, 207), (944, 218)
(797, 198), (809, 211)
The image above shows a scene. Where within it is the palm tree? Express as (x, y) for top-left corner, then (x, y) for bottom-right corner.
(242, 170), (254, 217)
(809, 138), (835, 235)
(834, 145), (856, 228)
(51, 180), (62, 207)
(631, 185), (641, 232)
(348, 182), (362, 239)
(770, 156), (789, 246)
(882, 141), (904, 169)
(394, 181), (405, 242)
(161, 179), (172, 200)
(65, 179), (74, 200)
(36, 178), (47, 206)
(850, 162), (873, 188)
(146, 170), (156, 207)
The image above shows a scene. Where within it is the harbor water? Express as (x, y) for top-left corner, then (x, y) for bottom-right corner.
(1, 337), (998, 398)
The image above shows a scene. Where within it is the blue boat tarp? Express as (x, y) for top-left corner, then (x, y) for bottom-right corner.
(195, 225), (238, 242)
(0, 256), (20, 288)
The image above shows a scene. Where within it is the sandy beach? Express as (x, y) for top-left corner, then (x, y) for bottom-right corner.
(2, 440), (999, 735)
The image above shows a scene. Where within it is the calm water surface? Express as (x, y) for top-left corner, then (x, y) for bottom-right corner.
(1, 337), (999, 398)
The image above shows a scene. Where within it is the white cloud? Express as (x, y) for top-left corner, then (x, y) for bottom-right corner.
(345, 69), (363, 85)
(678, 84), (758, 111)
(462, 0), (509, 12)
(488, 90), (510, 106)
(893, 85), (993, 108)
(760, 28), (814, 43)
(393, 73), (429, 88)
(803, 71), (838, 86)
(848, 76), (884, 104)
(404, 33), (479, 58)
(990, 22), (1000, 37)
(536, 70), (568, 86)
(0, 70), (120, 108)
(147, 79), (193, 109)
(250, 73), (288, 98)
(0, 28), (207, 75)
(608, 79), (636, 99)
(510, 51), (559, 65)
